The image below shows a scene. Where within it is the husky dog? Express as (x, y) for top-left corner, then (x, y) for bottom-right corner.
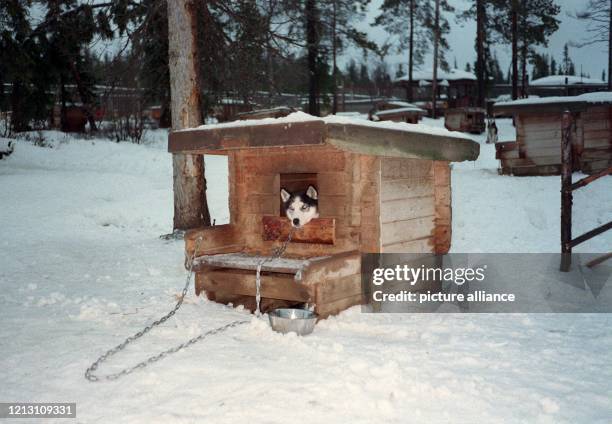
(280, 185), (319, 228)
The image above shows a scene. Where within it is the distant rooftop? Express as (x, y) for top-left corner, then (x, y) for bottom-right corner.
(530, 75), (606, 86)
(395, 68), (476, 83)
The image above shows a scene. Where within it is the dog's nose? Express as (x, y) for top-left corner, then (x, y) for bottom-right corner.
(292, 218), (300, 226)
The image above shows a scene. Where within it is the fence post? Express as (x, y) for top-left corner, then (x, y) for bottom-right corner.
(560, 110), (573, 272)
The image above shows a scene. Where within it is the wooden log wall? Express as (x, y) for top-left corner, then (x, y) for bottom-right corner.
(379, 158), (438, 253)
(506, 106), (612, 175)
(228, 145), (382, 257)
(581, 106), (612, 174)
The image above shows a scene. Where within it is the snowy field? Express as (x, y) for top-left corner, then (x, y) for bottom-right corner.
(1, 121), (611, 423)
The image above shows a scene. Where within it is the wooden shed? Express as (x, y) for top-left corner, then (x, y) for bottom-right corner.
(494, 93), (612, 176)
(371, 101), (426, 124)
(444, 107), (486, 134)
(168, 113), (479, 318)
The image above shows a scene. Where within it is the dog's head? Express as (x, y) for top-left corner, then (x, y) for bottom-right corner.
(280, 185), (319, 228)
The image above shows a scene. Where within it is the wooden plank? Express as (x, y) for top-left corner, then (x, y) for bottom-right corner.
(326, 122), (480, 162)
(262, 215), (336, 244)
(382, 237), (434, 253)
(569, 220), (612, 248)
(433, 160), (452, 254)
(570, 167), (612, 191)
(184, 224), (243, 257)
(315, 293), (365, 319)
(168, 120), (326, 153)
(382, 216), (435, 245)
(193, 253), (325, 274)
(301, 250), (361, 284)
(381, 178), (433, 201)
(315, 273), (362, 304)
(243, 148), (346, 175)
(381, 157), (433, 180)
(199, 269), (311, 302)
(381, 196), (435, 223)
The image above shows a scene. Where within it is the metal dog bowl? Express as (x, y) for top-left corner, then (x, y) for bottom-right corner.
(268, 308), (317, 336)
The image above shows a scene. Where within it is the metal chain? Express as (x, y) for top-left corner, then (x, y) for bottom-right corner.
(85, 237), (248, 382)
(85, 228), (296, 382)
(255, 227), (296, 315)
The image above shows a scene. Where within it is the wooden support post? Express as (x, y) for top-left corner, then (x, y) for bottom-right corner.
(167, 0), (211, 231)
(560, 110), (573, 272)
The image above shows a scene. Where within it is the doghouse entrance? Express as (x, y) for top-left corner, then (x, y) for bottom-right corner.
(279, 173), (317, 215)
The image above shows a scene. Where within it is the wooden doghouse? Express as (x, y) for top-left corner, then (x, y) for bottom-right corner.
(494, 93), (612, 176)
(444, 107), (486, 134)
(372, 101), (426, 124)
(168, 113), (479, 318)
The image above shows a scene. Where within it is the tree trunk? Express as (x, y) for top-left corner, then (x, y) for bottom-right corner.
(520, 40), (528, 98)
(168, 0), (211, 231)
(511, 0), (518, 100)
(407, 0), (414, 103)
(9, 81), (26, 133)
(475, 0), (485, 108)
(609, 0), (612, 90)
(306, 0), (320, 116)
(431, 0), (440, 119)
(331, 0), (338, 114)
(60, 76), (68, 132)
(68, 60), (98, 132)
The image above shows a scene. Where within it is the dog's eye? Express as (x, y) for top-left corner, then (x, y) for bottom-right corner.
(287, 207), (294, 212)
(301, 205), (309, 211)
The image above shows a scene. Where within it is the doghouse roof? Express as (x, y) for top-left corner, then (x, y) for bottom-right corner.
(168, 112), (480, 162)
(494, 92), (612, 114)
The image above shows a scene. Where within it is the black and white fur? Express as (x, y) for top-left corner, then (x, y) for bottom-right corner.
(280, 185), (319, 228)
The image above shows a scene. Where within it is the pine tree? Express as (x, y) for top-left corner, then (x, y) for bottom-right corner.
(374, 0), (433, 101)
(562, 43), (576, 75)
(489, 0), (560, 98)
(320, 0), (374, 113)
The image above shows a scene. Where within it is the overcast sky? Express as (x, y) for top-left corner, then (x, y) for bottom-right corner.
(344, 0), (607, 80)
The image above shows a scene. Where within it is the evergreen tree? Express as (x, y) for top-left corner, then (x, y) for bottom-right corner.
(490, 0), (560, 98)
(530, 52), (550, 80)
(562, 43), (576, 75)
(374, 0), (432, 101)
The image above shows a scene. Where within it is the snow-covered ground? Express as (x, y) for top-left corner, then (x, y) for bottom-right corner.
(1, 122), (611, 423)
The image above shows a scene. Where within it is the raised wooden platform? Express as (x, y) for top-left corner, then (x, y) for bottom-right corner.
(193, 250), (363, 319)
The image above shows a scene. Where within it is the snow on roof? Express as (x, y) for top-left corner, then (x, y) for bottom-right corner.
(495, 91), (612, 108)
(374, 106), (426, 116)
(384, 100), (420, 108)
(396, 68), (476, 83)
(177, 111), (321, 132)
(530, 75), (605, 86)
(323, 114), (472, 140)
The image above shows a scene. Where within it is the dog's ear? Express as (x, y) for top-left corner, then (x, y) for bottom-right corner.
(280, 188), (291, 203)
(306, 185), (318, 200)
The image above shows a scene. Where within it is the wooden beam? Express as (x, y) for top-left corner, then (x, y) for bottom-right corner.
(262, 215), (336, 245)
(168, 120), (326, 153)
(494, 101), (588, 116)
(199, 269), (311, 302)
(586, 252), (612, 268)
(326, 122), (480, 162)
(184, 224), (244, 257)
(560, 111), (573, 272)
(569, 166), (612, 191)
(569, 220), (612, 248)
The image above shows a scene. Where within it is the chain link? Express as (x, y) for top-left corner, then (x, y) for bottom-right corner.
(85, 228), (296, 382)
(255, 227), (296, 316)
(85, 237), (248, 382)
